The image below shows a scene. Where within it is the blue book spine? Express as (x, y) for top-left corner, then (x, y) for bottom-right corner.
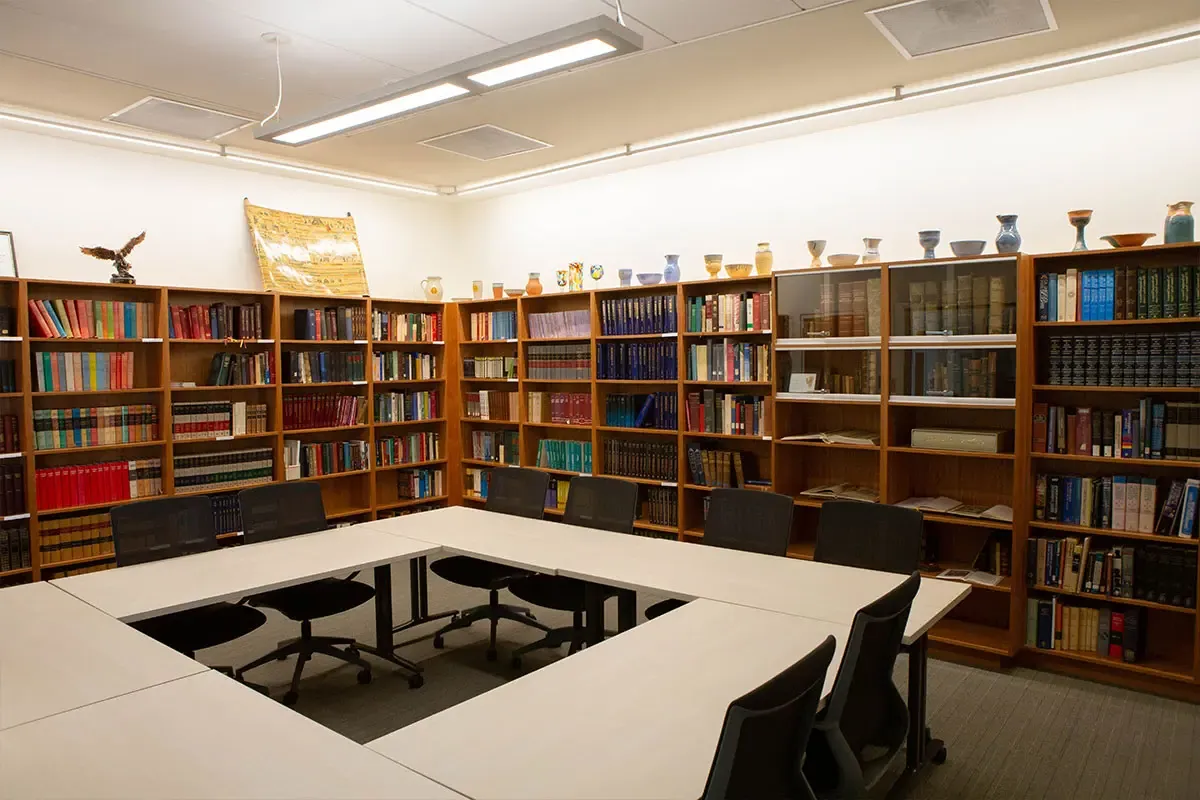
(71, 407), (82, 447)
(1063, 477), (1078, 524)
(1081, 272), (1091, 321)
(1048, 276), (1058, 322)
(1105, 270), (1115, 320)
(1179, 481), (1199, 538)
(1036, 601), (1053, 649)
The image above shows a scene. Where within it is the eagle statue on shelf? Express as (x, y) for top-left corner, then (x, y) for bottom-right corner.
(80, 231), (145, 285)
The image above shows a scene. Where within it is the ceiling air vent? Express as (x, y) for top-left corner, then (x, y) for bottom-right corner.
(421, 125), (550, 161)
(867, 0), (1057, 59)
(105, 97), (253, 141)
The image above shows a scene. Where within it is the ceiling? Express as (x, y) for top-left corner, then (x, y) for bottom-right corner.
(0, 0), (1195, 189)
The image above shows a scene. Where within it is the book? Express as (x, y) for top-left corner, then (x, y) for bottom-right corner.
(778, 430), (878, 446)
(174, 448), (272, 493)
(373, 309), (442, 342)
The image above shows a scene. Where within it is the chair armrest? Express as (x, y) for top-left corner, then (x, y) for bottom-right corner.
(344, 571), (361, 582)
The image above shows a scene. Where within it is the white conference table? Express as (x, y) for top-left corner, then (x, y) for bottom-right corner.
(369, 599), (848, 800)
(0, 582), (206, 731)
(0, 670), (464, 800)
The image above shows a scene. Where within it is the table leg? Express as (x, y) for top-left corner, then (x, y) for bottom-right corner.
(617, 589), (637, 633)
(584, 583), (606, 647)
(904, 635), (945, 774)
(392, 556), (458, 640)
(356, 562), (425, 687)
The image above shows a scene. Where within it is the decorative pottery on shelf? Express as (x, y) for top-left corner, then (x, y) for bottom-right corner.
(1100, 233), (1156, 248)
(618, 268), (633, 287)
(491, 282), (504, 299)
(526, 272), (543, 296)
(918, 230), (940, 260)
(636, 272), (662, 286)
(862, 238), (882, 263)
(807, 240), (826, 268)
(1067, 209), (1092, 251)
(950, 240), (986, 257)
(725, 263), (752, 279)
(995, 214), (1022, 253)
(755, 242), (773, 275)
(470, 280), (483, 300)
(589, 264), (604, 287)
(420, 276), (443, 301)
(704, 254), (723, 279)
(505, 289), (525, 297)
(827, 254), (860, 267)
(663, 254), (681, 284)
(1165, 201), (1195, 244)
(556, 269), (568, 290)
(568, 262), (584, 292)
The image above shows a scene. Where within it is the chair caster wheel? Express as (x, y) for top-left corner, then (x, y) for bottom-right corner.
(357, 669), (372, 685)
(282, 691), (299, 707)
(407, 674), (424, 689)
(432, 635), (445, 650)
(932, 746), (947, 765)
(485, 648), (498, 662)
(511, 656), (522, 669)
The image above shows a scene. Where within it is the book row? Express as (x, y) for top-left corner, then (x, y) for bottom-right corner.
(786, 351), (879, 395)
(1045, 333), (1200, 388)
(0, 524), (30, 571)
(464, 390), (516, 421)
(373, 310), (442, 343)
(30, 298), (154, 340)
(1038, 265), (1199, 322)
(545, 476), (570, 512)
(283, 395), (365, 431)
(283, 351), (366, 384)
(284, 439), (368, 478)
(376, 390), (441, 423)
(1033, 474), (1200, 538)
(35, 460), (157, 511)
(685, 291), (771, 334)
(0, 465), (23, 517)
(171, 303), (264, 340)
(686, 447), (761, 489)
(535, 439), (592, 473)
(599, 294), (678, 336)
(464, 356), (516, 379)
(904, 274), (1014, 336)
(644, 486), (678, 527)
(34, 351), (135, 392)
(805, 278), (881, 339)
(211, 494), (242, 537)
(527, 391), (591, 426)
(469, 311), (517, 341)
(38, 515), (111, 565)
(174, 448), (272, 494)
(1033, 401), (1200, 461)
(528, 310), (590, 339)
(468, 430), (518, 464)
(373, 351), (438, 382)
(173, 401), (266, 441)
(205, 351), (275, 386)
(903, 350), (1010, 399)
(1026, 600), (1143, 663)
(0, 414), (16, 452)
(396, 468), (444, 500)
(1027, 537), (1196, 608)
(377, 432), (441, 466)
(687, 341), (770, 383)
(291, 306), (366, 341)
(464, 468), (491, 500)
(604, 393), (678, 431)
(596, 341), (675, 381)
(528, 344), (591, 380)
(685, 391), (767, 436)
(604, 439), (676, 482)
(0, 360), (15, 393)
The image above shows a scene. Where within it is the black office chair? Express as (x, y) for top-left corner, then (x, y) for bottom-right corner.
(111, 497), (267, 684)
(429, 467), (554, 662)
(814, 501), (922, 575)
(507, 476), (638, 668)
(233, 483), (377, 706)
(645, 488), (793, 620)
(803, 572), (920, 799)
(701, 635), (837, 800)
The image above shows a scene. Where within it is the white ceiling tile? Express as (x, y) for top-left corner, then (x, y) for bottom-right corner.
(615, 0), (800, 42)
(406, 0), (612, 43)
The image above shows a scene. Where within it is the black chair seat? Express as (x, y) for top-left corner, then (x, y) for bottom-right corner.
(510, 574), (618, 612)
(133, 602), (267, 655)
(249, 578), (375, 622)
(645, 598), (687, 620)
(430, 555), (532, 590)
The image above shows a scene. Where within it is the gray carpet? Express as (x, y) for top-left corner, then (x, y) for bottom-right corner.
(203, 568), (1200, 800)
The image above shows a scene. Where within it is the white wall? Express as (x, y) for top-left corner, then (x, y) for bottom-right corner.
(454, 57), (1200, 288)
(0, 127), (456, 298)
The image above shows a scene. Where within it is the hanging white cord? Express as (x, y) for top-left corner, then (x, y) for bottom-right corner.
(260, 36), (283, 126)
(614, 0), (626, 26)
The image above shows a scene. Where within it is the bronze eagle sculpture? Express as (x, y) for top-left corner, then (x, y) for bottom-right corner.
(80, 231), (145, 284)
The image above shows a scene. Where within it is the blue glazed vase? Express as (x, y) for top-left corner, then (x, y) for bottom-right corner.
(1165, 202), (1195, 244)
(996, 214), (1022, 254)
(663, 254), (681, 283)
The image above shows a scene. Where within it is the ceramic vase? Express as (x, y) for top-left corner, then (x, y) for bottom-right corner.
(618, 268), (633, 287)
(470, 280), (483, 300)
(568, 262), (583, 292)
(862, 238), (882, 264)
(556, 270), (568, 290)
(420, 276), (443, 301)
(704, 255), (723, 279)
(663, 254), (681, 283)
(755, 243), (773, 276)
(491, 282), (504, 299)
(1165, 201), (1195, 244)
(590, 264), (605, 286)
(807, 240), (826, 269)
(526, 272), (543, 296)
(918, 230), (940, 260)
(996, 214), (1022, 253)
(1067, 209), (1092, 251)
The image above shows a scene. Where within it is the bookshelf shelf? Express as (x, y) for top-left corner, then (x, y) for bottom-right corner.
(889, 396), (1016, 409)
(890, 446), (1015, 461)
(683, 380), (773, 387)
(543, 506), (565, 517)
(601, 474), (675, 487)
(1032, 384), (1200, 394)
(462, 418), (519, 427)
(536, 466), (591, 478)
(174, 484), (271, 498)
(1031, 452), (1200, 469)
(459, 377), (518, 383)
(0, 392), (22, 400)
(462, 458), (516, 468)
(683, 329), (770, 338)
(889, 334), (1017, 349)
(42, 552), (116, 570)
(36, 440), (164, 456)
(169, 338), (274, 345)
(377, 496), (449, 511)
(776, 440), (880, 451)
(635, 520), (678, 534)
(33, 388), (162, 397)
(1029, 584), (1196, 615)
(926, 574), (1013, 594)
(375, 378), (444, 386)
(522, 378), (591, 384)
(29, 337), (159, 343)
(527, 336), (591, 343)
(596, 425), (677, 436)
(172, 433), (275, 445)
(775, 336), (881, 350)
(1028, 520), (1199, 545)
(327, 507), (375, 520)
(461, 339), (519, 345)
(170, 384), (275, 392)
(374, 418), (447, 427)
(928, 618), (1011, 655)
(524, 421), (593, 430)
(776, 393), (880, 404)
(684, 431), (771, 441)
(598, 333), (679, 340)
(292, 469), (371, 483)
(374, 459), (448, 472)
(282, 382), (365, 389)
(595, 379), (677, 386)
(38, 494), (164, 516)
(921, 512), (1013, 531)
(1027, 646), (1194, 683)
(786, 540), (815, 560)
(283, 424), (369, 436)
(279, 339), (365, 345)
(1033, 316), (1200, 328)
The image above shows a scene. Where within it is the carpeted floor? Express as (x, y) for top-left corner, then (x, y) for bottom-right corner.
(203, 568), (1200, 800)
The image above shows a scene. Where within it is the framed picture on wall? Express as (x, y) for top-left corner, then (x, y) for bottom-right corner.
(0, 233), (16, 278)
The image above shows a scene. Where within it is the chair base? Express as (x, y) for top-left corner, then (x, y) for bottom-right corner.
(510, 611), (585, 669)
(431, 589), (551, 661)
(236, 620), (372, 705)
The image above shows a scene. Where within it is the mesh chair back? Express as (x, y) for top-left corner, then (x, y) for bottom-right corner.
(112, 496), (219, 567)
(704, 488), (793, 556)
(562, 476), (638, 534)
(486, 467), (550, 520)
(814, 501), (922, 575)
(238, 482), (327, 544)
(822, 572), (919, 759)
(702, 635), (835, 800)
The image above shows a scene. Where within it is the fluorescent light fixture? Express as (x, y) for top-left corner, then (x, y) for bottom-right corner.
(273, 83), (470, 145)
(223, 153), (441, 195)
(260, 16), (641, 146)
(468, 39), (617, 87)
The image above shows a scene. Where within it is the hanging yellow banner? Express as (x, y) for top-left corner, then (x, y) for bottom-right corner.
(244, 200), (370, 296)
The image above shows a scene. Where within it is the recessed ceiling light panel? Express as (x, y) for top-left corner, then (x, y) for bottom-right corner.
(468, 39), (617, 87)
(106, 97), (252, 141)
(273, 83), (470, 145)
(867, 0), (1057, 59)
(421, 125), (551, 161)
